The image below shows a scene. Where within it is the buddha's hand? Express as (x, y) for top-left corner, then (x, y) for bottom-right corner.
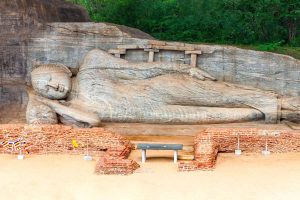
(188, 68), (216, 81)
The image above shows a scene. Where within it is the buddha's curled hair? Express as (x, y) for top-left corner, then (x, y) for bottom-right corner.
(32, 64), (72, 77)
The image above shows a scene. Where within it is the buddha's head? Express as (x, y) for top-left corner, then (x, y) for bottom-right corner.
(31, 64), (72, 100)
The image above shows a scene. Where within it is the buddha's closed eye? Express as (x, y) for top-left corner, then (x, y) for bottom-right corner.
(47, 82), (59, 91)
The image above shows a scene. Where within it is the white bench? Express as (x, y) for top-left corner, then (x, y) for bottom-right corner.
(137, 143), (183, 163)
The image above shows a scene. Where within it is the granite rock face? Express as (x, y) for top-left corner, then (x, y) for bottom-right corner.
(1, 0), (299, 124)
(0, 0), (153, 123)
(27, 26), (300, 97)
(0, 0), (89, 123)
(196, 45), (300, 97)
(28, 49), (300, 127)
(27, 22), (153, 78)
(0, 0), (90, 23)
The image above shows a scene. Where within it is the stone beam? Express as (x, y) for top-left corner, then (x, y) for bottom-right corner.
(108, 49), (126, 58)
(152, 45), (194, 51)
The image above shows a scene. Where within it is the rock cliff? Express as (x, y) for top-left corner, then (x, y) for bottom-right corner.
(1, 0), (299, 124)
(0, 0), (90, 123)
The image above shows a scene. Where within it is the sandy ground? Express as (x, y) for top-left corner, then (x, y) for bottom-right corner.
(0, 151), (300, 200)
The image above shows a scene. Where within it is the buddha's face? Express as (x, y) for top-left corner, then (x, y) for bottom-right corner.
(31, 64), (72, 100)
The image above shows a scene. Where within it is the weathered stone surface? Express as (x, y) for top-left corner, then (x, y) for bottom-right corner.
(27, 22), (152, 74)
(22, 23), (300, 99)
(0, 0), (90, 123)
(0, 85), (28, 123)
(0, 0), (90, 82)
(196, 45), (300, 97)
(0, 0), (90, 23)
(0, 1), (152, 123)
(27, 49), (300, 126)
(26, 95), (58, 125)
(1, 0), (299, 124)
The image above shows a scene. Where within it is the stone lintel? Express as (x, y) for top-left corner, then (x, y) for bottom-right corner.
(144, 48), (160, 52)
(108, 49), (126, 54)
(116, 44), (152, 50)
(117, 45), (139, 49)
(185, 50), (202, 55)
(152, 45), (194, 51)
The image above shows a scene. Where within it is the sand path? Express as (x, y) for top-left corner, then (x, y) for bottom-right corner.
(0, 151), (300, 200)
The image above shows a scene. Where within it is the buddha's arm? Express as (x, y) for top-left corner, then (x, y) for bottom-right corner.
(80, 49), (216, 80)
(134, 62), (216, 80)
(100, 61), (216, 81)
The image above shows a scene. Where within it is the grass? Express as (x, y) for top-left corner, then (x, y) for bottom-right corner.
(187, 41), (300, 60)
(236, 45), (300, 60)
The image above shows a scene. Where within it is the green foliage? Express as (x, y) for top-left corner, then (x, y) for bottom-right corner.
(237, 44), (300, 60)
(68, 0), (300, 47)
(256, 41), (285, 51)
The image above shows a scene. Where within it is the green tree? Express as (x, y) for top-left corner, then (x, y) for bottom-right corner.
(279, 0), (300, 43)
(68, 0), (299, 46)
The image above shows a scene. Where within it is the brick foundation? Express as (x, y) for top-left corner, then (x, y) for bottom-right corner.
(179, 128), (300, 171)
(2, 124), (300, 173)
(0, 124), (139, 175)
(95, 155), (140, 175)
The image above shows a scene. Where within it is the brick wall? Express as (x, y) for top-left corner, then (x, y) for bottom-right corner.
(179, 128), (300, 171)
(0, 124), (139, 175)
(2, 124), (300, 173)
(0, 124), (130, 155)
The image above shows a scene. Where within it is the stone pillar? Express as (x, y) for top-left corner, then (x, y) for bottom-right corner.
(144, 48), (160, 62)
(185, 50), (202, 67)
(190, 54), (197, 67)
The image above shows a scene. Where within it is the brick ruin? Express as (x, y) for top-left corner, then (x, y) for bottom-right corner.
(179, 128), (300, 171)
(2, 124), (300, 174)
(95, 156), (140, 175)
(0, 124), (139, 175)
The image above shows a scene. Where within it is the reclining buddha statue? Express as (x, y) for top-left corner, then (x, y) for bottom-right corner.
(26, 49), (300, 127)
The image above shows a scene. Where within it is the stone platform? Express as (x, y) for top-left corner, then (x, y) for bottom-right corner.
(103, 122), (293, 136)
(104, 122), (300, 170)
(0, 123), (300, 173)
